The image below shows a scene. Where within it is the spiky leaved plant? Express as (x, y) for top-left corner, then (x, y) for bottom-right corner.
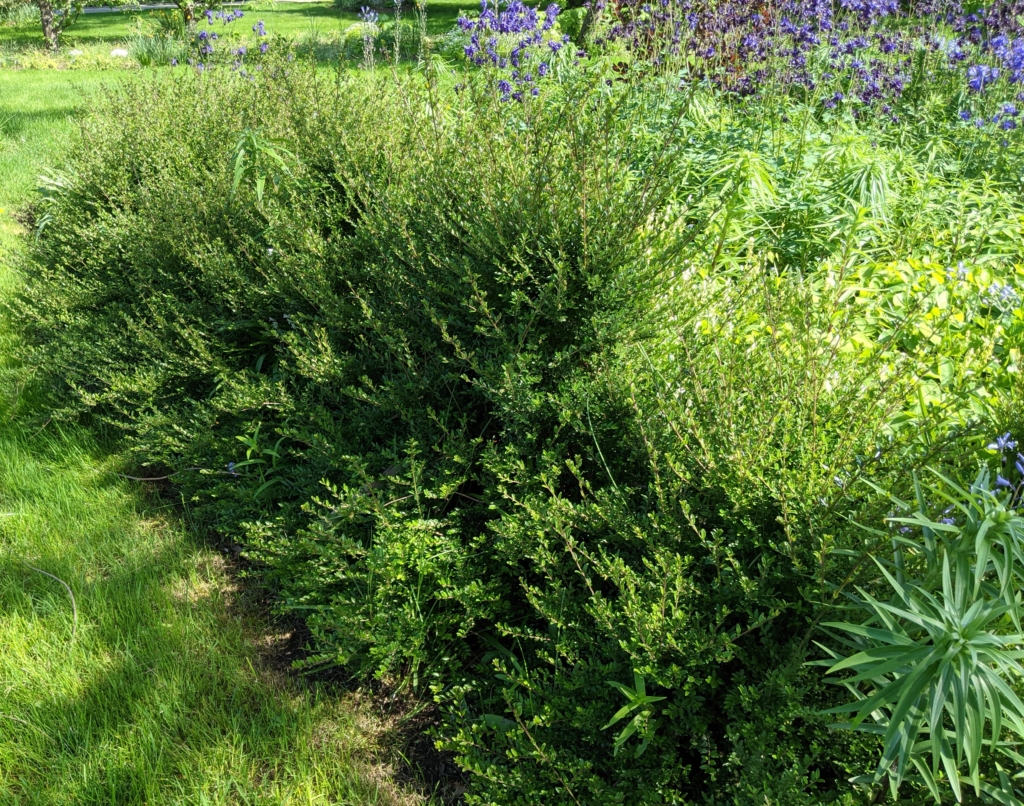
(818, 458), (1024, 804)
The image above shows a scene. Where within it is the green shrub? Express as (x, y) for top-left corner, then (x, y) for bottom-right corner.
(14, 56), (1024, 804)
(148, 8), (186, 39)
(555, 6), (585, 44)
(435, 22), (469, 62)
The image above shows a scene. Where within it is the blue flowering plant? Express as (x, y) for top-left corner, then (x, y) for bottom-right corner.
(358, 6), (380, 68)
(173, 0), (235, 29)
(455, 0), (577, 100)
(180, 9), (272, 73)
(558, 0), (1024, 131)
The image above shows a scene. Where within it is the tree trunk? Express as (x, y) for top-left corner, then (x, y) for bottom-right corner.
(38, 0), (59, 51)
(180, 1), (195, 29)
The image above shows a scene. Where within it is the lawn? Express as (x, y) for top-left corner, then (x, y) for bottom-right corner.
(0, 70), (424, 806)
(0, 71), (111, 243)
(0, 0), (469, 53)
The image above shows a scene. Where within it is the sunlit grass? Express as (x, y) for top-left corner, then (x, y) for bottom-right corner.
(0, 0), (469, 51)
(0, 71), (112, 247)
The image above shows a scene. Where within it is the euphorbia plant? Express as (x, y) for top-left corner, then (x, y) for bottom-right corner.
(817, 453), (1024, 804)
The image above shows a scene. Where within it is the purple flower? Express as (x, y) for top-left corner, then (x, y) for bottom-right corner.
(840, 0), (898, 24)
(988, 433), (1017, 452)
(967, 64), (999, 92)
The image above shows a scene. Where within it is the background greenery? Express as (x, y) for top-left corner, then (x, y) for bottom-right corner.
(0, 0), (467, 62)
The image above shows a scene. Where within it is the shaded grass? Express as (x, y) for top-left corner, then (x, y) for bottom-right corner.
(0, 69), (426, 806)
(0, 433), (421, 806)
(0, 428), (423, 798)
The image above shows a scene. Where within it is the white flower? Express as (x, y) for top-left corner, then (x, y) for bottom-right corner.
(69, 49), (83, 56)
(110, 48), (129, 57)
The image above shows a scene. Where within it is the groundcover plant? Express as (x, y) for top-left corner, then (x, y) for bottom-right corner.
(12, 0), (1024, 802)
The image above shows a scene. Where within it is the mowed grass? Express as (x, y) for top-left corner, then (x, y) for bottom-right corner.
(0, 71), (423, 806)
(0, 71), (113, 246)
(0, 0), (469, 50)
(0, 3), (356, 48)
